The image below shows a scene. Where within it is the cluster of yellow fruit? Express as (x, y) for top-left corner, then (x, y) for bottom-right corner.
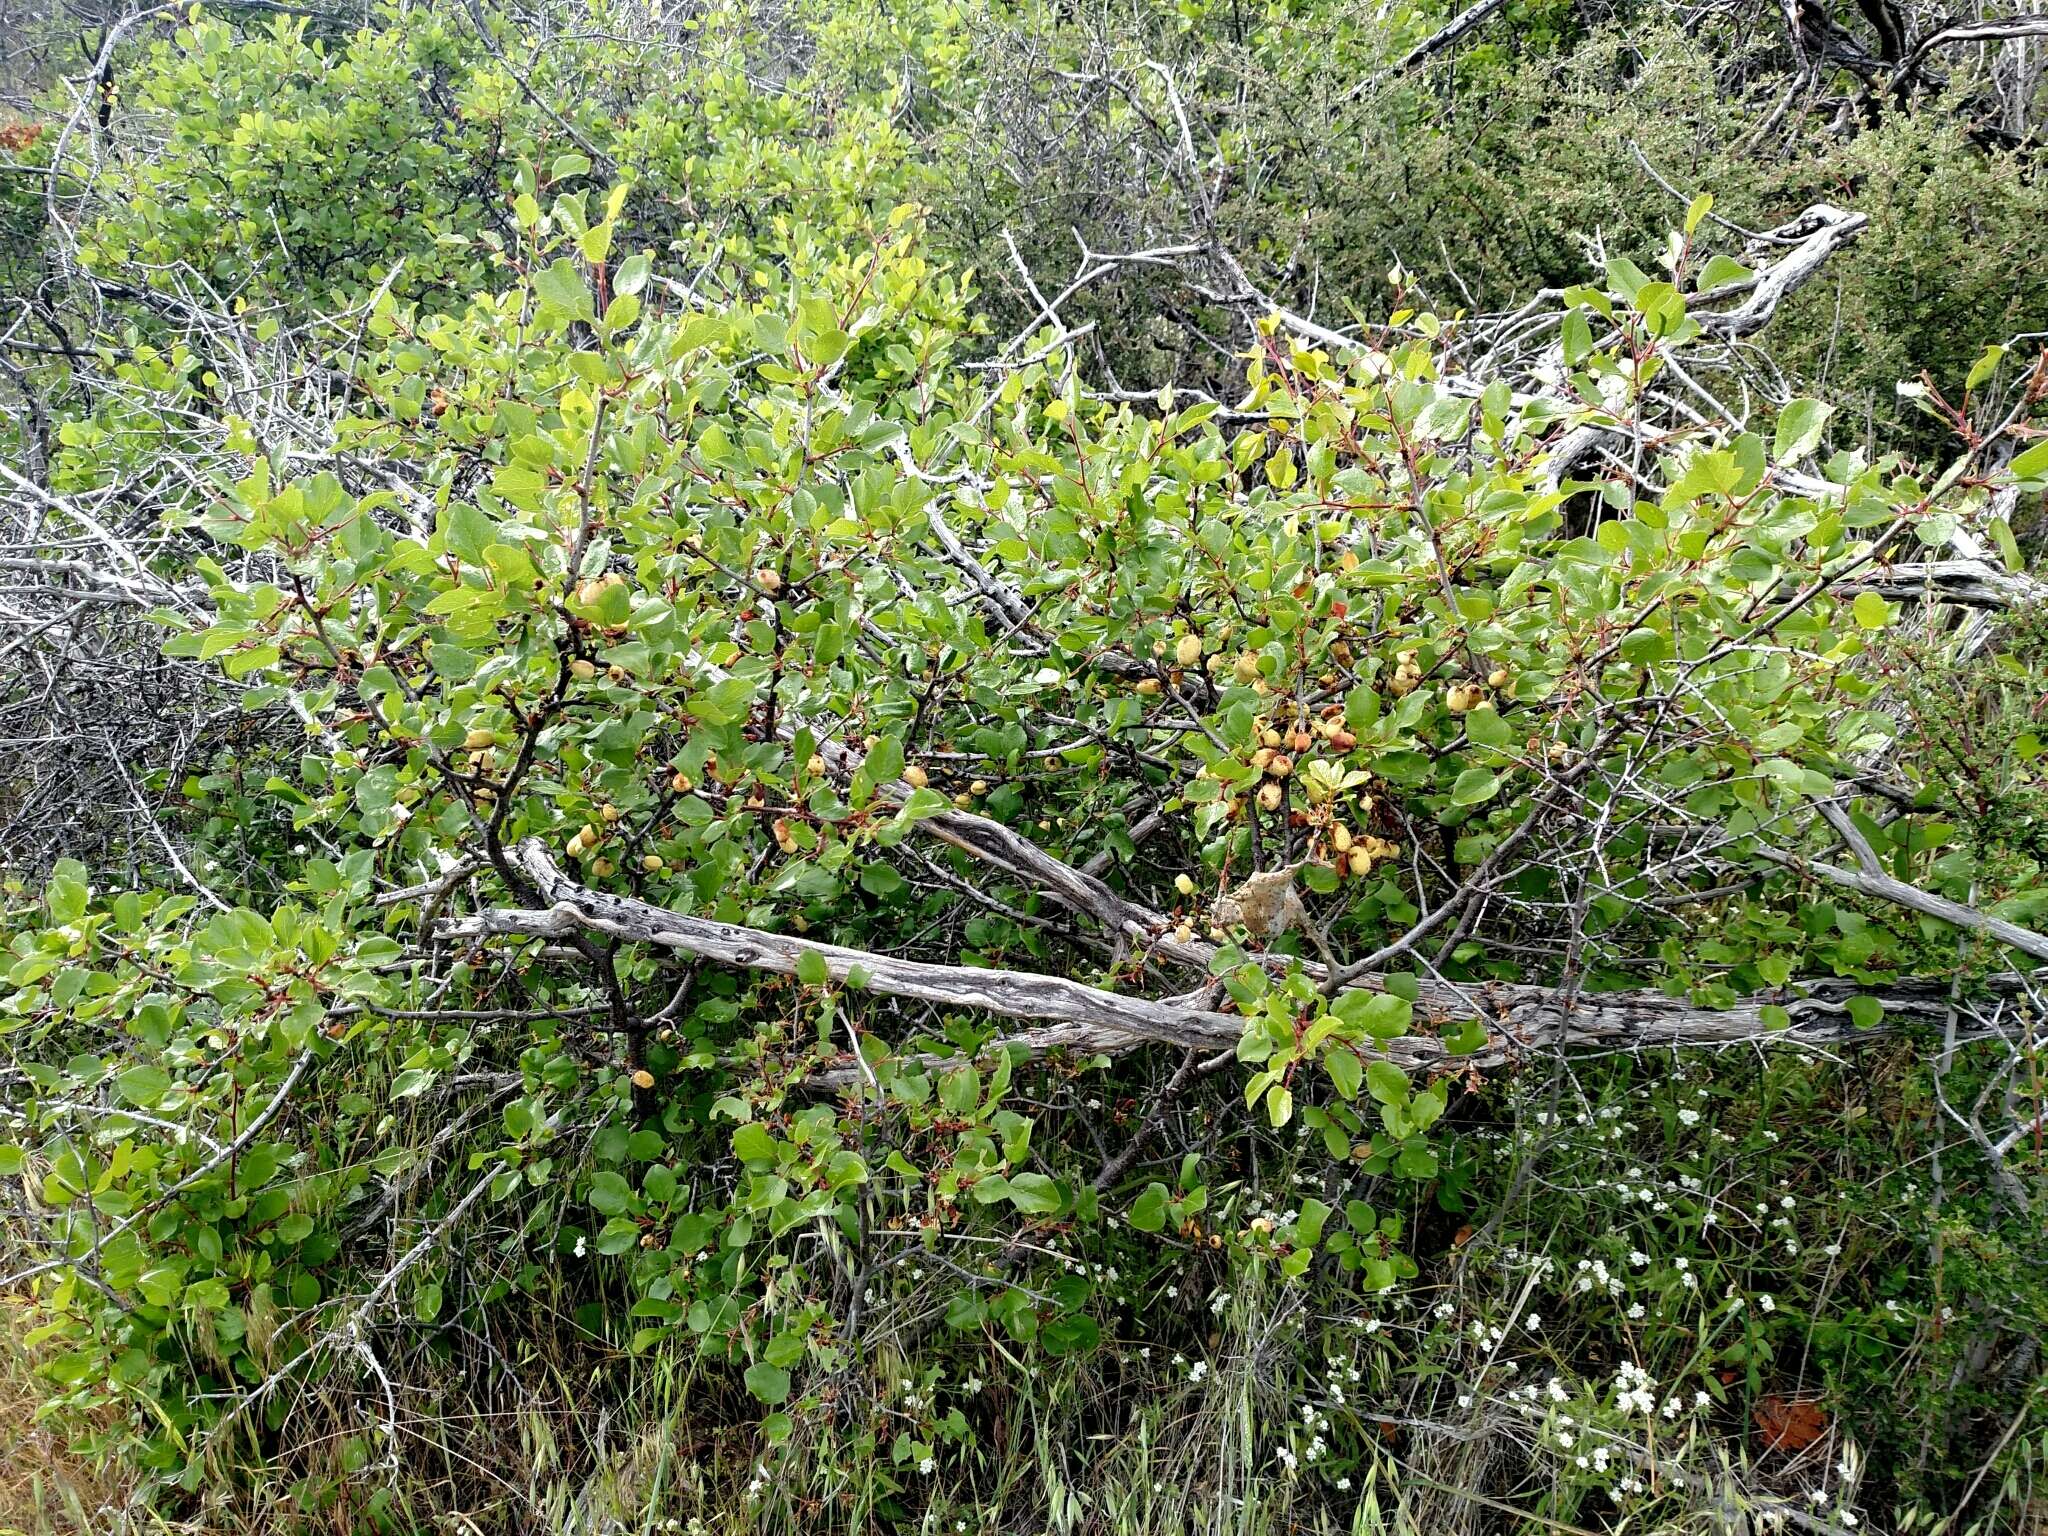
(566, 803), (667, 878)
(901, 762), (989, 808)
(1328, 821), (1401, 878)
(1445, 668), (1512, 714)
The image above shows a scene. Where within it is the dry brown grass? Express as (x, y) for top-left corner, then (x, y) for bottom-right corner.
(0, 1298), (141, 1536)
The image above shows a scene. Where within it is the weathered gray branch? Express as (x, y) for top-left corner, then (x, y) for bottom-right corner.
(438, 841), (1989, 1093)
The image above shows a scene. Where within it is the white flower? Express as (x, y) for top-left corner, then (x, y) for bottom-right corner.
(573, 1234), (587, 1258)
(1524, 1312), (1541, 1330)
(1335, 1477), (1352, 1491)
(1759, 1294), (1776, 1313)
(918, 1457), (935, 1475)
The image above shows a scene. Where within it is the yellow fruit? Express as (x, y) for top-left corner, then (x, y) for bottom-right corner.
(904, 764), (930, 789)
(756, 567), (782, 593)
(1175, 633), (1202, 667)
(642, 855), (664, 872)
(601, 804), (621, 823)
(463, 728), (496, 751)
(1173, 922), (1194, 944)
(1267, 754), (1293, 779)
(570, 658), (596, 681)
(670, 771), (693, 794)
(1331, 824), (1354, 853)
(1488, 668), (1510, 689)
(1234, 654), (1260, 684)
(1174, 873), (1197, 896)
(590, 858), (615, 877)
(1260, 728), (1282, 749)
(1251, 747), (1275, 773)
(1257, 781), (1285, 812)
(579, 823), (600, 847)
(1135, 677), (1161, 695)
(970, 780), (988, 796)
(806, 753), (827, 778)
(953, 792), (973, 808)
(630, 1069), (655, 1089)
(1348, 847), (1373, 877)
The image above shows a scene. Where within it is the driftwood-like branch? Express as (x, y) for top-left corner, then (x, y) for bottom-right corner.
(439, 841), (1993, 1093)
(1842, 559), (2048, 610)
(1698, 204), (1869, 340)
(439, 840), (1235, 1049)
(1760, 846), (2048, 964)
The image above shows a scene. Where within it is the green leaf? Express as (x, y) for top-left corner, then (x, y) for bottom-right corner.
(2010, 438), (2048, 485)
(1129, 1182), (1170, 1233)
(1042, 1315), (1100, 1356)
(115, 1065), (172, 1108)
(1265, 1083), (1293, 1127)
(1366, 1060), (1408, 1104)
(1618, 628), (1670, 666)
(1295, 1197), (1331, 1247)
(532, 259), (596, 324)
(732, 1123), (777, 1164)
(1696, 254), (1752, 292)
(1324, 1046), (1363, 1100)
(1774, 398), (1834, 463)
(1449, 768), (1500, 807)
(588, 1171), (634, 1216)
(744, 1362), (792, 1405)
(1851, 591), (1891, 630)
(613, 251), (653, 298)
(794, 949), (831, 987)
(1846, 996), (1884, 1029)
(1005, 1172), (1064, 1216)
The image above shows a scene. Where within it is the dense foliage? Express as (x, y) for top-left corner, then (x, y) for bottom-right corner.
(2, 2), (2046, 1533)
